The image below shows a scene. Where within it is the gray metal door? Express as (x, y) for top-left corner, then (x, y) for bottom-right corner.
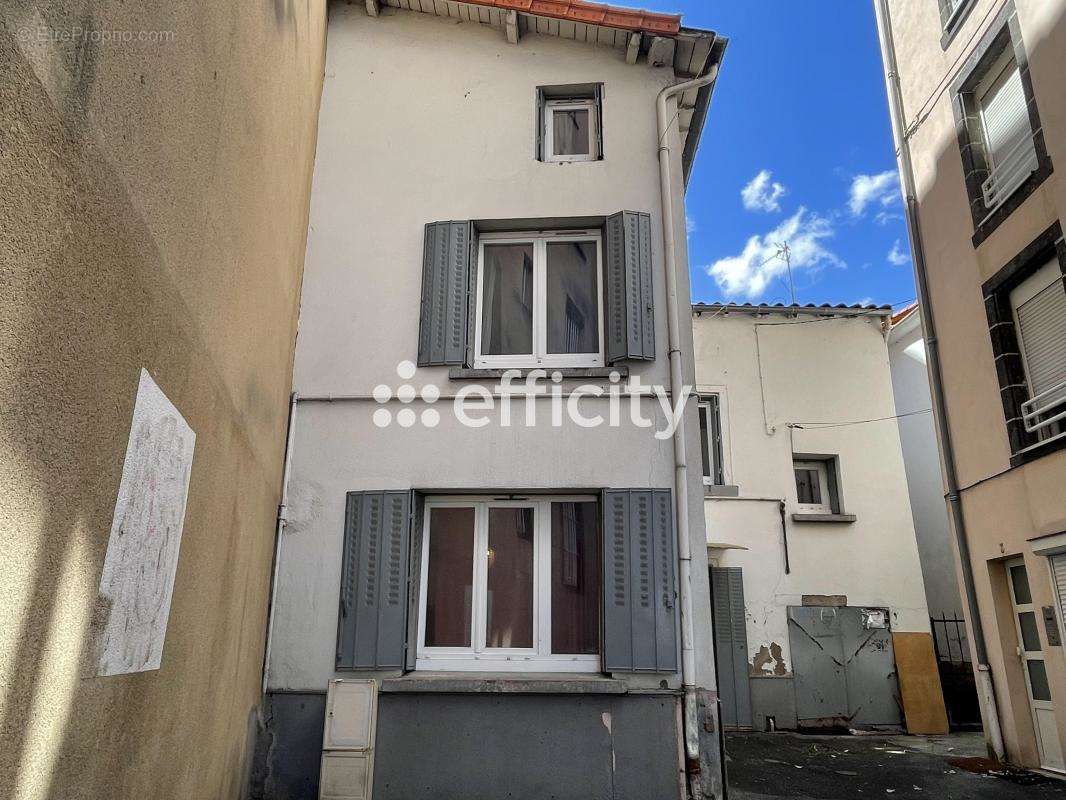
(787, 606), (902, 729)
(710, 567), (752, 728)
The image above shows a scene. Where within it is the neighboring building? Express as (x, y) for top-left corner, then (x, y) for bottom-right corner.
(0, 3), (326, 800)
(260, 3), (727, 800)
(876, 0), (1066, 772)
(692, 303), (948, 735)
(889, 304), (981, 729)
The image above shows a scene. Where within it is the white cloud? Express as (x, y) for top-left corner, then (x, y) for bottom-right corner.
(686, 215), (697, 234)
(875, 210), (904, 226)
(741, 169), (787, 213)
(706, 207), (843, 299)
(849, 170), (900, 216)
(853, 296), (875, 307)
(887, 239), (910, 266)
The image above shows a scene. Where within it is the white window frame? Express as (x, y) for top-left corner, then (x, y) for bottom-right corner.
(473, 230), (605, 370)
(793, 459), (832, 514)
(416, 495), (601, 673)
(543, 98), (599, 163)
(697, 391), (732, 487)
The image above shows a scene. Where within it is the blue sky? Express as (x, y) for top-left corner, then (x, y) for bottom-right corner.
(643, 0), (917, 308)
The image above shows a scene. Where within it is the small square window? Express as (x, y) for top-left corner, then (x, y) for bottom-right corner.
(537, 84), (602, 163)
(792, 456), (842, 515)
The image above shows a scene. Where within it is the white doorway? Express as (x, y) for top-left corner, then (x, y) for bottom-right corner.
(1007, 557), (1065, 772)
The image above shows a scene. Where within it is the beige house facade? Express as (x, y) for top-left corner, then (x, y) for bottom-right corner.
(875, 0), (1066, 773)
(0, 3), (326, 799)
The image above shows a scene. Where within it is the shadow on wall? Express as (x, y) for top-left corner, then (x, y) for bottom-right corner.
(0, 1), (323, 797)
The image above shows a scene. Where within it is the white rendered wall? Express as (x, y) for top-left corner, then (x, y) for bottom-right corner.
(268, 5), (712, 692)
(888, 313), (965, 620)
(694, 311), (932, 676)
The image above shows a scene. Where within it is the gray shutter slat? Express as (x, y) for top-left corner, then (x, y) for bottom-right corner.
(629, 490), (656, 668)
(536, 87), (546, 161)
(404, 492), (425, 671)
(602, 488), (678, 672)
(337, 490), (412, 670)
(602, 490), (633, 671)
(652, 490), (678, 669)
(728, 569), (752, 726)
(604, 211), (655, 364)
(418, 221), (472, 366)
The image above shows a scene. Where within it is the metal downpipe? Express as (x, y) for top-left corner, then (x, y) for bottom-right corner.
(873, 0), (1005, 760)
(657, 62), (721, 798)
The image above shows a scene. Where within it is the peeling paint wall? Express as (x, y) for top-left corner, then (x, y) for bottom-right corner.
(0, 2), (326, 797)
(694, 312), (934, 695)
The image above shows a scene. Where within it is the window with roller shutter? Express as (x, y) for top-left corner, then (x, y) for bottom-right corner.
(950, 3), (1052, 246)
(982, 221), (1066, 465)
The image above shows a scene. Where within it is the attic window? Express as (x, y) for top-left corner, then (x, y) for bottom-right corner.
(537, 84), (603, 163)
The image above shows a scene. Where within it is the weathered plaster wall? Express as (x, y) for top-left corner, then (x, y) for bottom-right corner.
(884, 0), (1066, 766)
(694, 312), (933, 676)
(269, 4), (714, 696)
(0, 2), (326, 798)
(888, 314), (964, 620)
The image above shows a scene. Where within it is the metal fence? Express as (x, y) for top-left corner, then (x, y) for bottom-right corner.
(930, 613), (982, 729)
(931, 613), (971, 665)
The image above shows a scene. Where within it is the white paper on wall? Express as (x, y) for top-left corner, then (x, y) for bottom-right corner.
(94, 368), (196, 677)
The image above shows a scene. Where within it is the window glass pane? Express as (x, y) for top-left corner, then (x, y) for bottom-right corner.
(486, 507), (535, 648)
(424, 507), (475, 647)
(1010, 563), (1033, 605)
(1019, 611), (1042, 652)
(1028, 659), (1052, 702)
(698, 405), (711, 479)
(551, 502), (600, 655)
(553, 108), (591, 156)
(546, 241), (599, 355)
(795, 468), (821, 505)
(481, 244), (534, 356)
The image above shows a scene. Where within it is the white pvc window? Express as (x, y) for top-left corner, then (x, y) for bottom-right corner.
(543, 99), (599, 163)
(1010, 258), (1066, 443)
(794, 460), (832, 514)
(698, 395), (726, 486)
(474, 230), (604, 369)
(976, 51), (1038, 211)
(416, 496), (601, 672)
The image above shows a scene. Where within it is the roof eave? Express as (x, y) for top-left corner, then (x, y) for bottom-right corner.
(682, 34), (728, 189)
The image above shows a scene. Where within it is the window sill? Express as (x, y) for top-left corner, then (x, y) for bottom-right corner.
(705, 485), (739, 498)
(791, 513), (856, 524)
(1010, 432), (1066, 468)
(380, 672), (627, 695)
(449, 366), (628, 381)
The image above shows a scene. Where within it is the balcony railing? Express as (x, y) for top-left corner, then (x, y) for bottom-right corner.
(981, 128), (1040, 219)
(1020, 378), (1066, 450)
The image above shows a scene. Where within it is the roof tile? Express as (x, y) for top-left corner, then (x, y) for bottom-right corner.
(475, 0), (681, 35)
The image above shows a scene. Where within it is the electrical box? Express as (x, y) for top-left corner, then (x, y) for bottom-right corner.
(320, 679), (377, 800)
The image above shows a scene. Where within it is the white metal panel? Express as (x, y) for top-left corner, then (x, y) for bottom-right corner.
(320, 752), (373, 800)
(323, 680), (378, 751)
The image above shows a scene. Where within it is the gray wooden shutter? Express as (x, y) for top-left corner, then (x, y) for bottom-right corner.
(605, 211), (655, 363)
(417, 221), (473, 366)
(337, 491), (412, 670)
(602, 489), (678, 672)
(404, 492), (425, 671)
(710, 567), (752, 727)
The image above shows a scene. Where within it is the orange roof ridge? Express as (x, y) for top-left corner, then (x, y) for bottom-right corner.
(477, 0), (682, 35)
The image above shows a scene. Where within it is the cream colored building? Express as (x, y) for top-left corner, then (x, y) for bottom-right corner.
(0, 2), (326, 799)
(876, 0), (1066, 773)
(692, 303), (947, 735)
